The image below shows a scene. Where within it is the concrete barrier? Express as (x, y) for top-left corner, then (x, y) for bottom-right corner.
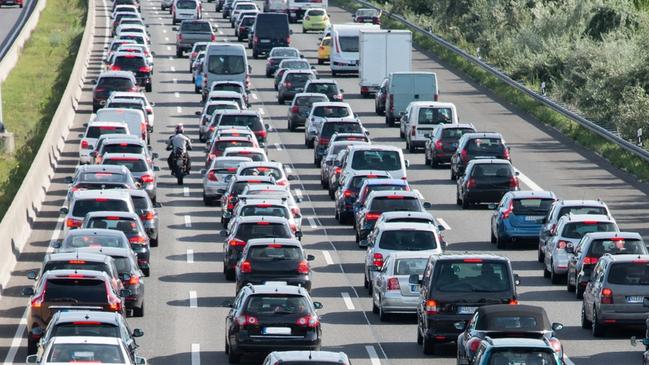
(0, 0), (96, 294)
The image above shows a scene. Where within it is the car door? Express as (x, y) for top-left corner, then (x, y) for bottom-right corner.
(226, 290), (246, 338)
(492, 195), (509, 236)
(584, 262), (604, 318)
(400, 105), (411, 136)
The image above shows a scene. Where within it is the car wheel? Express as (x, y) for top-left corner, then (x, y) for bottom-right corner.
(288, 120), (295, 132)
(378, 298), (390, 322)
(145, 84), (152, 92)
(408, 141), (416, 153)
(334, 208), (339, 221)
(372, 297), (379, 314)
(363, 273), (370, 288)
(537, 245), (545, 262)
(225, 268), (235, 281)
(431, 158), (439, 168)
(142, 267), (150, 277)
(424, 153), (431, 165)
(133, 303), (144, 317)
(332, 70), (337, 77)
(27, 338), (37, 355)
(581, 303), (592, 329)
(496, 234), (507, 249)
(278, 97), (284, 105)
(543, 263), (550, 278)
(328, 187), (335, 200)
(355, 232), (360, 244)
(252, 51), (258, 59)
(387, 116), (394, 127)
(318, 59), (323, 65)
(302, 27), (306, 33)
(461, 196), (470, 209)
(399, 128), (405, 139)
(307, 138), (314, 149)
(450, 169), (456, 181)
(150, 236), (158, 247)
(490, 229), (496, 244)
(550, 263), (563, 284)
(417, 326), (423, 345)
(422, 335), (436, 355)
(176, 48), (183, 58)
(567, 273), (576, 292)
(576, 283), (585, 299)
(455, 191), (462, 206)
(321, 176), (328, 189)
(227, 345), (241, 364)
(592, 309), (605, 337)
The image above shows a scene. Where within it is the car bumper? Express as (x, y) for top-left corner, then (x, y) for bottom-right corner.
(131, 246), (150, 267)
(203, 184), (226, 198)
(408, 138), (427, 147)
(289, 114), (307, 126)
(236, 333), (320, 352)
(598, 310), (649, 325)
(330, 60), (358, 72)
(304, 22), (327, 30)
(500, 222), (542, 240)
(425, 313), (472, 342)
(380, 292), (419, 313)
(124, 286), (144, 308)
(465, 189), (511, 203)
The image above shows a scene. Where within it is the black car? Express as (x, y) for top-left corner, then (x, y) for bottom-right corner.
(92, 71), (138, 112)
(235, 238), (315, 292)
(265, 47), (301, 77)
(334, 172), (389, 225)
(374, 78), (388, 113)
(456, 159), (519, 209)
(221, 216), (295, 280)
(110, 53), (153, 92)
(251, 13), (291, 58)
(236, 15), (256, 41)
(287, 93), (329, 132)
(450, 132), (510, 180)
(304, 79), (344, 102)
(411, 253), (519, 355)
(424, 124), (476, 168)
(277, 70), (317, 105)
(224, 282), (323, 363)
(456, 304), (564, 364)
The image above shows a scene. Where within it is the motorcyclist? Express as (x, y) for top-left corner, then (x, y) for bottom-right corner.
(167, 123), (193, 174)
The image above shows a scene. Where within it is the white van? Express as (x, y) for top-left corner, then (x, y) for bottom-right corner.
(94, 108), (148, 143)
(287, 0), (328, 23)
(400, 101), (458, 152)
(202, 43), (250, 94)
(330, 23), (379, 76)
(264, 0), (287, 12)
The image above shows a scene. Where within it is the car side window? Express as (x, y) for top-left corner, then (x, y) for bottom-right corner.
(421, 259), (433, 290)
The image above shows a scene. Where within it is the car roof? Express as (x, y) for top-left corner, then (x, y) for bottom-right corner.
(270, 351), (348, 363)
(311, 101), (350, 108)
(247, 282), (308, 295)
(294, 92), (328, 98)
(376, 222), (438, 231)
(348, 144), (400, 152)
(486, 337), (551, 348)
(102, 152), (148, 161)
(507, 190), (556, 199)
(246, 238), (301, 247)
(436, 251), (510, 261)
(224, 147), (265, 153)
(109, 91), (147, 99)
(75, 246), (134, 258)
(582, 231), (642, 240)
(558, 214), (614, 223)
(87, 120), (128, 127)
(307, 79), (337, 84)
(462, 132), (504, 139)
(208, 90), (243, 97)
(360, 178), (407, 186)
(347, 170), (390, 178)
(219, 110), (260, 116)
(102, 138), (145, 145)
(71, 189), (132, 200)
(215, 136), (254, 142)
(438, 123), (475, 130)
(366, 190), (420, 200)
(65, 228), (127, 238)
(44, 251), (113, 263)
(239, 161), (283, 169)
(236, 216), (290, 224)
(407, 101), (455, 108)
(476, 304), (550, 325)
(84, 211), (140, 219)
(53, 311), (122, 325)
(238, 198), (287, 206)
(76, 164), (131, 174)
(213, 156), (253, 164)
(232, 175), (275, 184)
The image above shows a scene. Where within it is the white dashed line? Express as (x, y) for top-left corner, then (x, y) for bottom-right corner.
(322, 250), (333, 265)
(191, 344), (200, 365)
(189, 291), (198, 308)
(274, 143), (283, 151)
(187, 249), (194, 263)
(168, 56), (173, 61)
(167, 46), (171, 51)
(218, 29), (223, 35)
(294, 188), (303, 200)
(251, 93), (258, 100)
(437, 218), (451, 231)
(170, 66), (176, 72)
(174, 91), (180, 98)
(165, 36), (169, 41)
(258, 107), (265, 115)
(365, 345), (381, 365)
(183, 187), (190, 196)
(163, 28), (167, 33)
(341, 292), (355, 310)
(177, 106), (183, 114)
(307, 216), (317, 229)
(515, 169), (543, 192)
(285, 166), (293, 174)
(184, 215), (192, 228)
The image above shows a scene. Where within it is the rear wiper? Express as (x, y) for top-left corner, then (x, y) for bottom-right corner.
(49, 297), (79, 303)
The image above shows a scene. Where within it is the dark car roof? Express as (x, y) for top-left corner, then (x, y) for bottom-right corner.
(475, 304), (551, 331)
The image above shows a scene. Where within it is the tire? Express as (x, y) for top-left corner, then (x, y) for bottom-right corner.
(496, 235), (507, 249)
(332, 70), (337, 77)
(228, 346), (241, 364)
(550, 264), (562, 284)
(450, 169), (456, 181)
(581, 303), (592, 329)
(203, 195), (212, 206)
(424, 153), (431, 166)
(378, 299), (390, 322)
(537, 245), (545, 262)
(363, 273), (369, 288)
(567, 273), (576, 292)
(237, 36), (242, 42)
(417, 327), (423, 345)
(387, 116), (394, 127)
(302, 27), (306, 33)
(490, 229), (496, 244)
(372, 298), (379, 314)
(576, 284), (585, 299)
(408, 141), (416, 153)
(225, 268), (235, 281)
(288, 120), (295, 132)
(328, 187), (335, 200)
(150, 236), (158, 247)
(307, 138), (314, 149)
(176, 48), (183, 57)
(461, 196), (469, 209)
(142, 267), (150, 277)
(252, 51), (258, 59)
(27, 338), (38, 355)
(195, 85), (200, 93)
(317, 59), (323, 65)
(278, 97), (284, 105)
(133, 303), (144, 317)
(145, 84), (152, 92)
(422, 335), (436, 355)
(399, 129), (404, 138)
(543, 263), (550, 278)
(177, 175), (184, 185)
(592, 310), (605, 337)
(431, 158), (439, 168)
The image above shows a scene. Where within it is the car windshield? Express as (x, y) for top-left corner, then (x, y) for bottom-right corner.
(434, 261), (511, 292)
(608, 262), (649, 285)
(296, 96), (327, 107)
(240, 166), (282, 180)
(97, 77), (133, 90)
(44, 262), (110, 275)
(418, 107), (453, 125)
(245, 294), (310, 315)
(80, 173), (127, 183)
(219, 115), (262, 131)
(313, 106), (349, 118)
(64, 234), (127, 249)
(395, 258), (427, 275)
(558, 206), (607, 217)
(321, 122), (362, 139)
(44, 279), (106, 302)
(103, 143), (144, 155)
(47, 343), (124, 363)
(248, 245), (301, 260)
(466, 138), (505, 155)
(240, 205), (289, 218)
(86, 126), (128, 139)
(562, 221), (617, 239)
(72, 199), (129, 217)
(307, 83), (337, 95)
(208, 55), (245, 74)
(587, 238), (646, 257)
(351, 150), (401, 171)
(338, 36), (358, 52)
(378, 230), (437, 251)
(131, 196), (148, 211)
(52, 323), (120, 338)
(87, 218), (140, 235)
(512, 198), (555, 216)
(369, 197), (420, 212)
(272, 48), (298, 58)
(214, 140), (254, 152)
(110, 41), (133, 52)
(103, 158), (148, 173)
(112, 257), (132, 273)
(487, 349), (557, 365)
(442, 128), (474, 139)
(235, 222), (291, 241)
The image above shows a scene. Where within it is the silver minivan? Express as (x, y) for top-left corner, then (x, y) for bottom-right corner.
(202, 43), (250, 95)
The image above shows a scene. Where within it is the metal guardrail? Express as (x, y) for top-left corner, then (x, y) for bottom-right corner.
(351, 0), (649, 163)
(0, 0), (39, 61)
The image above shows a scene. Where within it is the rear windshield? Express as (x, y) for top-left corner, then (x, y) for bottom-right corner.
(321, 122), (362, 139)
(296, 96), (328, 106)
(417, 107), (453, 125)
(338, 36), (358, 52)
(212, 84), (244, 93)
(206, 103), (239, 115)
(107, 102), (143, 111)
(64, 234), (127, 249)
(369, 197), (420, 212)
(608, 262), (649, 285)
(442, 128), (474, 139)
(72, 199), (129, 217)
(208, 55), (245, 75)
(487, 349), (556, 364)
(80, 173), (127, 183)
(242, 17), (255, 25)
(233, 181), (272, 195)
(219, 115), (262, 130)
(357, 9), (379, 17)
(210, 97), (243, 108)
(364, 184), (407, 198)
(44, 262), (110, 275)
(480, 314), (546, 331)
(279, 60), (309, 70)
(434, 261), (511, 292)
(395, 258), (427, 275)
(558, 206), (607, 217)
(313, 106), (349, 118)
(271, 48), (298, 58)
(214, 140), (254, 152)
(466, 138), (505, 155)
(87, 218), (140, 235)
(113, 257), (132, 273)
(193, 43), (207, 52)
(254, 16), (289, 35)
(86, 126), (127, 139)
(350, 175), (384, 190)
(44, 278), (107, 302)
(586, 238), (646, 257)
(52, 323), (120, 338)
(351, 150), (401, 171)
(215, 159), (247, 170)
(244, 294), (308, 315)
(235, 222), (291, 240)
(103, 158), (148, 172)
(103, 143), (144, 154)
(240, 205), (289, 219)
(307, 9), (325, 16)
(306, 83), (337, 95)
(131, 196), (148, 210)
(512, 198), (554, 215)
(177, 1), (197, 9)
(236, 3), (257, 10)
(228, 152), (265, 161)
(120, 35), (144, 44)
(379, 230), (437, 251)
(471, 164), (512, 178)
(285, 73), (313, 84)
(114, 56), (146, 69)
(97, 77), (133, 90)
(562, 221), (617, 239)
(240, 166), (281, 180)
(248, 245), (301, 260)
(47, 343), (124, 364)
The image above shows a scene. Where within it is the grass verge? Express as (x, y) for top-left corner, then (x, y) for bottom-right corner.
(0, 0), (87, 218)
(332, 0), (649, 182)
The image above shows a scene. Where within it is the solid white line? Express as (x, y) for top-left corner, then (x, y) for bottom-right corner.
(365, 345), (381, 365)
(170, 66), (176, 72)
(322, 250), (333, 265)
(165, 36), (169, 41)
(515, 169), (543, 192)
(177, 106), (183, 114)
(258, 107), (265, 115)
(274, 143), (283, 151)
(174, 91), (180, 98)
(251, 93), (258, 100)
(2, 311), (27, 365)
(437, 218), (451, 231)
(341, 292), (355, 310)
(187, 249), (194, 263)
(307, 216), (317, 229)
(184, 215), (192, 228)
(191, 343), (200, 365)
(189, 290), (198, 308)
(294, 188), (303, 200)
(183, 187), (190, 197)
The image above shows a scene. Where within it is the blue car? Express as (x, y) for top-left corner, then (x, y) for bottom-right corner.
(490, 190), (557, 249)
(472, 338), (566, 365)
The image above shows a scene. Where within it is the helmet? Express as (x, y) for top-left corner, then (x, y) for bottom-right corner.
(175, 123), (184, 134)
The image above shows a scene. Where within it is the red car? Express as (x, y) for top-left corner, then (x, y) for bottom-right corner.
(0, 0), (24, 7)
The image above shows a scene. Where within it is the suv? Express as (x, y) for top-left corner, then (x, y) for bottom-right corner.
(413, 253), (519, 355)
(400, 102), (458, 152)
(456, 159), (518, 209)
(581, 254), (649, 337)
(304, 79), (343, 102)
(60, 190), (135, 234)
(424, 123), (476, 168)
(224, 282), (323, 363)
(110, 53), (153, 92)
(251, 13), (291, 58)
(450, 132), (510, 180)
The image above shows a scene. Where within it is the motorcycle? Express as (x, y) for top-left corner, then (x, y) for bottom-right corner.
(168, 147), (190, 185)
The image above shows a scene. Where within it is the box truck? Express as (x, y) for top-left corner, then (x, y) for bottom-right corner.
(358, 29), (412, 97)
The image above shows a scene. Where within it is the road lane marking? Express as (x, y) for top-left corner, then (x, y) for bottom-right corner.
(294, 188), (303, 200)
(322, 250), (333, 265)
(184, 215), (192, 228)
(183, 187), (190, 196)
(177, 106), (183, 114)
(191, 344), (200, 365)
(307, 216), (317, 229)
(167, 46), (171, 51)
(365, 346), (381, 365)
(168, 56), (173, 61)
(170, 66), (176, 72)
(165, 36), (169, 41)
(163, 28), (167, 33)
(189, 291), (198, 308)
(251, 93), (258, 100)
(274, 143), (283, 151)
(187, 249), (194, 263)
(218, 29), (223, 35)
(258, 107), (265, 115)
(172, 78), (177, 84)
(341, 292), (355, 310)
(285, 166), (293, 174)
(515, 169), (543, 192)
(174, 91), (180, 98)
(437, 218), (451, 231)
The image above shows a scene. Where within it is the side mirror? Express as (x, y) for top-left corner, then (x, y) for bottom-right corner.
(154, 202), (162, 208)
(437, 224), (445, 232)
(359, 239), (368, 248)
(195, 111), (202, 116)
(296, 231), (303, 240)
(423, 202), (432, 209)
(59, 207), (69, 215)
(120, 289), (133, 297)
(248, 65), (252, 73)
(307, 254), (315, 261)
(64, 176), (73, 184)
(424, 133), (431, 138)
(172, 26), (178, 31)
(26, 355), (38, 364)
(313, 301), (323, 309)
(365, 130), (370, 136)
(454, 321), (467, 331)
(91, 79), (97, 85)
(51, 241), (61, 249)
(132, 328), (144, 337)
(26, 271), (38, 280)
(152, 152), (159, 159)
(220, 230), (229, 237)
(514, 274), (521, 286)
(78, 133), (84, 138)
(408, 274), (420, 285)
(404, 160), (410, 168)
(90, 151), (98, 157)
(222, 300), (233, 308)
(153, 166), (161, 172)
(135, 356), (148, 365)
(21, 287), (35, 296)
(551, 322), (564, 332)
(265, 123), (270, 130)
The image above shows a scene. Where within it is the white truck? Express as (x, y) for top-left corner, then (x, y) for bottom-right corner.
(358, 29), (412, 97)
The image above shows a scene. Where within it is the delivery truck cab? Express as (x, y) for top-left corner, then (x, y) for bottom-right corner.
(358, 29), (412, 97)
(383, 71), (439, 127)
(330, 23), (379, 76)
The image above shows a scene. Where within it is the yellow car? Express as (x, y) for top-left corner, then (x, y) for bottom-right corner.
(317, 36), (331, 65)
(302, 8), (330, 33)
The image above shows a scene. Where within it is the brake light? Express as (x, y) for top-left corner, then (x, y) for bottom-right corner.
(411, 126), (416, 136)
(240, 260), (252, 273)
(388, 94), (394, 112)
(501, 201), (513, 219)
(468, 337), (481, 353)
(138, 66), (152, 73)
(72, 321), (103, 325)
(277, 179), (288, 186)
(548, 338), (562, 354)
(31, 290), (45, 308)
(107, 283), (123, 312)
(291, 207), (301, 218)
(140, 174), (154, 183)
(239, 26), (245, 32)
(191, 51), (197, 59)
(286, 35), (291, 44)
(434, 140), (442, 150)
(284, 82), (292, 88)
(600, 288), (613, 304)
(633, 259), (649, 264)
(556, 240), (568, 249)
(343, 190), (353, 198)
(318, 137), (329, 146)
(211, 34), (216, 41)
(463, 258), (483, 263)
(228, 238), (246, 246)
(386, 195), (404, 199)
(256, 221), (270, 225)
(460, 149), (468, 162)
(509, 298), (519, 305)
(81, 140), (89, 149)
(236, 314), (258, 327)
(253, 35), (259, 44)
(66, 218), (82, 228)
(177, 34), (183, 41)
(503, 146), (510, 160)
(434, 93), (439, 101)
(509, 176), (519, 188)
(208, 153), (216, 161)
(297, 260), (309, 274)
(582, 220), (599, 225)
(386, 277), (400, 291)
(466, 178), (476, 189)
(141, 211), (154, 221)
(291, 106), (299, 113)
(335, 167), (341, 174)
(256, 130), (267, 139)
(68, 260), (86, 264)
(129, 235), (147, 244)
(295, 315), (319, 328)
(424, 299), (438, 315)
(95, 198), (108, 202)
(128, 275), (140, 285)
(111, 65), (122, 71)
(366, 212), (380, 221)
(372, 253), (384, 270)
(583, 256), (598, 265)
(207, 170), (218, 181)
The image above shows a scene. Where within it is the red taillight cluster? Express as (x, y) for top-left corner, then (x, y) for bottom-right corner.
(240, 260), (252, 273)
(583, 256), (598, 265)
(501, 201), (513, 219)
(229, 238), (246, 247)
(509, 176), (519, 188)
(467, 337), (481, 353)
(600, 288), (613, 304)
(365, 212), (380, 221)
(295, 314), (319, 328)
(128, 275), (140, 285)
(138, 66), (152, 73)
(236, 314), (258, 327)
(466, 178), (476, 189)
(129, 235), (147, 244)
(207, 170), (218, 181)
(434, 140), (443, 150)
(291, 106), (299, 113)
(424, 299), (438, 315)
(372, 253), (384, 270)
(297, 260), (309, 274)
(460, 149), (468, 162)
(66, 218), (82, 228)
(140, 174), (154, 183)
(81, 140), (89, 149)
(141, 211), (155, 221)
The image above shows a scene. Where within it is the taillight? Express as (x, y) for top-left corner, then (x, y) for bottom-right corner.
(548, 338), (562, 354)
(556, 240), (568, 249)
(107, 283), (123, 312)
(284, 82), (292, 88)
(297, 260), (309, 274)
(424, 299), (438, 315)
(291, 106), (299, 113)
(318, 137), (329, 146)
(460, 149), (468, 162)
(256, 130), (267, 139)
(295, 315), (319, 328)
(600, 288), (613, 304)
(229, 238), (246, 247)
(509, 176), (519, 188)
(141, 211), (154, 221)
(66, 218), (82, 228)
(286, 35), (291, 44)
(386, 277), (400, 291)
(335, 167), (341, 174)
(434, 140), (442, 150)
(240, 260), (252, 273)
(434, 93), (439, 101)
(111, 65), (121, 71)
(211, 34), (216, 41)
(207, 170), (218, 181)
(253, 35), (259, 44)
(343, 190), (353, 198)
(365, 212), (380, 221)
(129, 235), (147, 244)
(466, 178), (476, 189)
(81, 140), (89, 149)
(372, 253), (384, 270)
(503, 146), (510, 160)
(208, 153), (216, 160)
(177, 34), (183, 41)
(411, 126), (416, 136)
(583, 256), (598, 265)
(128, 275), (140, 285)
(236, 314), (258, 327)
(277, 179), (288, 186)
(501, 201), (513, 219)
(291, 207), (301, 218)
(388, 94), (394, 112)
(467, 337), (481, 353)
(509, 298), (519, 305)
(138, 66), (152, 73)
(140, 174), (154, 183)
(191, 51), (197, 59)
(31, 291), (45, 308)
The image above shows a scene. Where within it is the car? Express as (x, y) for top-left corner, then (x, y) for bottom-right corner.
(116, 32), (148, 47)
(172, 0), (202, 24)
(93, 136), (156, 165)
(262, 351), (349, 365)
(220, 175), (277, 226)
(538, 199), (611, 263)
(224, 282), (322, 363)
(112, 12), (143, 35)
(353, 8), (381, 24)
(471, 338), (563, 365)
(400, 102), (458, 152)
(192, 51), (206, 90)
(356, 190), (431, 246)
(79, 121), (130, 164)
(250, 13), (291, 58)
(456, 159), (519, 209)
(265, 47), (302, 77)
(105, 39), (137, 61)
(202, 80), (248, 104)
(21, 270), (131, 353)
(340, 144), (409, 181)
(221, 216), (297, 280)
(317, 36), (331, 65)
(304, 79), (343, 102)
(313, 120), (366, 166)
(450, 132), (510, 180)
(374, 211), (445, 234)
(631, 336), (649, 365)
(206, 90), (247, 109)
(334, 171), (390, 224)
(215, 110), (268, 146)
(239, 185), (302, 220)
(189, 41), (209, 72)
(223, 146), (268, 162)
(206, 136), (259, 167)
(424, 123), (477, 167)
(202, 156), (253, 206)
(230, 1), (258, 27)
(373, 78), (388, 115)
(236, 238), (315, 292)
(175, 20), (215, 56)
(542, 214), (618, 284)
(81, 211), (152, 276)
(26, 336), (146, 365)
(127, 189), (160, 247)
(354, 178), (410, 214)
(209, 127), (256, 151)
(304, 102), (355, 148)
(92, 71), (139, 112)
(581, 254), (649, 337)
(34, 311), (143, 357)
(236, 161), (293, 187)
(302, 8), (330, 33)
(456, 304), (564, 365)
(115, 25), (150, 44)
(566, 231), (647, 299)
(106, 92), (155, 131)
(277, 70), (317, 105)
(236, 15), (256, 41)
(198, 101), (241, 141)
(93, 108), (149, 144)
(320, 140), (369, 188)
(326, 148), (351, 198)
(287, 93), (329, 132)
(412, 253), (520, 355)
(490, 190), (557, 249)
(371, 252), (430, 321)
(61, 190), (136, 234)
(329, 131), (371, 145)
(64, 164), (139, 202)
(104, 98), (152, 131)
(0, 0), (23, 7)
(101, 153), (160, 202)
(229, 197), (301, 234)
(55, 229), (131, 252)
(273, 59), (314, 90)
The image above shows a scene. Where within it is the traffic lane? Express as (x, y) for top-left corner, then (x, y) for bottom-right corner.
(0, 5), (24, 48)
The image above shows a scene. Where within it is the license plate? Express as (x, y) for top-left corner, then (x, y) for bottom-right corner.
(263, 327), (291, 335)
(410, 285), (419, 292)
(627, 296), (644, 304)
(457, 306), (478, 315)
(260, 39), (270, 43)
(363, 19), (373, 22)
(525, 216), (541, 222)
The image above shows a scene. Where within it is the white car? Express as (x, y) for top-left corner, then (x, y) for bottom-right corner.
(400, 101), (458, 152)
(26, 336), (147, 365)
(78, 121), (130, 164)
(340, 144), (409, 182)
(106, 92), (155, 130)
(304, 102), (355, 147)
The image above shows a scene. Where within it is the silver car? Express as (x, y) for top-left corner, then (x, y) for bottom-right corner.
(371, 252), (430, 321)
(201, 156), (252, 206)
(320, 140), (368, 188)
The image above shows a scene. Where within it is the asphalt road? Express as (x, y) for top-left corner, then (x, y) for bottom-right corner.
(0, 1), (27, 52)
(0, 0), (648, 364)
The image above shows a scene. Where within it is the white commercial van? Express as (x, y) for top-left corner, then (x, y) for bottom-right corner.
(329, 23), (379, 76)
(202, 43), (250, 94)
(400, 101), (458, 152)
(94, 108), (149, 143)
(358, 29), (411, 96)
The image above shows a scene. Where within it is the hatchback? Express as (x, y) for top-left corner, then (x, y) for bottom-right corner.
(215, 110), (268, 146)
(92, 71), (139, 112)
(202, 156), (253, 205)
(334, 171), (390, 224)
(450, 132), (510, 180)
(55, 229), (131, 252)
(61, 190), (135, 233)
(101, 153), (159, 201)
(471, 338), (562, 365)
(302, 8), (330, 33)
(278, 70), (317, 105)
(320, 140), (369, 188)
(424, 123), (477, 168)
(265, 47), (301, 77)
(27, 336), (146, 365)
(304, 79), (343, 102)
(456, 159), (519, 208)
(274, 59), (314, 90)
(79, 121), (130, 164)
(287, 93), (329, 132)
(198, 101), (241, 141)
(220, 175), (277, 226)
(65, 165), (138, 203)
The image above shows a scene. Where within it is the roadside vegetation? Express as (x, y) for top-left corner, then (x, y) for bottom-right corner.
(0, 0), (86, 217)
